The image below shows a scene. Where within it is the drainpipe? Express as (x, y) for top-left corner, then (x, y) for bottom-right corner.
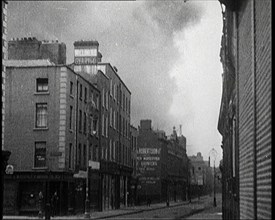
(251, 0), (257, 219)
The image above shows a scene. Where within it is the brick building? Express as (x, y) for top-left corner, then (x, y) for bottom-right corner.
(72, 40), (132, 210)
(218, 0), (271, 219)
(2, 0), (12, 216)
(166, 127), (188, 202)
(4, 38), (101, 215)
(129, 125), (138, 206)
(136, 120), (189, 204)
(136, 120), (168, 204)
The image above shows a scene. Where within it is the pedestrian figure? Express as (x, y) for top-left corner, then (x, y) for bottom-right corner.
(38, 191), (43, 218)
(51, 191), (59, 217)
(147, 197), (151, 207)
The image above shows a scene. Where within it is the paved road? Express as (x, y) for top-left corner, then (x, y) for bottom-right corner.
(107, 195), (221, 219)
(3, 194), (222, 220)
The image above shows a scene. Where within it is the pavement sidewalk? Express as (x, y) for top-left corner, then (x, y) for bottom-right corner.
(3, 194), (220, 220)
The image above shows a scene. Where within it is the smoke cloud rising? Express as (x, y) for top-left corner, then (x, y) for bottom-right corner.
(7, 1), (204, 136)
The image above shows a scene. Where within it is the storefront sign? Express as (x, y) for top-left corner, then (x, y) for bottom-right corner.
(74, 57), (97, 65)
(89, 160), (100, 169)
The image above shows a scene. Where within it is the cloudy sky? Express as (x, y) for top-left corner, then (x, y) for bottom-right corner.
(7, 0), (223, 164)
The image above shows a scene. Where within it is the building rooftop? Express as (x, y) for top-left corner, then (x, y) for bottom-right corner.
(6, 59), (55, 67)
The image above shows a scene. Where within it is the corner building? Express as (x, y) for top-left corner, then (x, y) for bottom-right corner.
(4, 38), (101, 215)
(218, 0), (271, 219)
(72, 40), (132, 210)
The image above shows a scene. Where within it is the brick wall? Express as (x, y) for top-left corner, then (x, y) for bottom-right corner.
(2, 1), (8, 150)
(238, 2), (254, 218)
(255, 0), (272, 219)
(237, 1), (271, 219)
(8, 38), (66, 64)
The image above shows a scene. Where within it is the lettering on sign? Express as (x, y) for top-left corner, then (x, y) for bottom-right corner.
(74, 57), (97, 65)
(138, 148), (161, 155)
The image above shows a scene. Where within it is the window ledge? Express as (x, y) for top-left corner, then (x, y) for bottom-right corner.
(33, 127), (49, 131)
(32, 167), (48, 170)
(34, 92), (50, 95)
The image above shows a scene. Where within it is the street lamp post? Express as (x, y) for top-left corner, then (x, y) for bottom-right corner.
(84, 101), (93, 219)
(209, 148), (217, 207)
(84, 139), (90, 219)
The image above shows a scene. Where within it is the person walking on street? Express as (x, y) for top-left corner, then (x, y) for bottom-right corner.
(51, 191), (59, 217)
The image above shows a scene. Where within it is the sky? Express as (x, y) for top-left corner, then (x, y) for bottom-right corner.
(7, 0), (223, 164)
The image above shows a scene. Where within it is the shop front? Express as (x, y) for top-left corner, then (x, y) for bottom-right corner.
(4, 171), (75, 216)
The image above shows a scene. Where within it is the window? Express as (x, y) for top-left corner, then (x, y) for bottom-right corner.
(83, 144), (86, 168)
(109, 140), (112, 161)
(79, 110), (82, 133)
(78, 144), (81, 166)
(113, 110), (116, 130)
(91, 116), (98, 136)
(126, 97), (128, 113)
(110, 79), (113, 97)
(105, 116), (108, 137)
(84, 112), (87, 134)
(36, 78), (48, 92)
(89, 144), (92, 160)
(69, 143), (73, 169)
(110, 107), (113, 127)
(70, 81), (73, 96)
(102, 88), (105, 108)
(69, 106), (73, 130)
(102, 115), (105, 136)
(113, 141), (116, 161)
(106, 91), (108, 109)
(123, 94), (125, 110)
(79, 84), (82, 100)
(114, 83), (116, 100)
(96, 95), (99, 109)
(36, 103), (48, 128)
(34, 142), (46, 167)
(84, 87), (87, 102)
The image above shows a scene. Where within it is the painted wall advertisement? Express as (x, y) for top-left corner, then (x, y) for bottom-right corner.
(137, 147), (161, 183)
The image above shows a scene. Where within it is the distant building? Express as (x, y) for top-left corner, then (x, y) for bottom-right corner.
(167, 127), (188, 202)
(137, 120), (168, 203)
(188, 153), (215, 199)
(136, 120), (189, 204)
(218, 0), (271, 219)
(4, 38), (100, 215)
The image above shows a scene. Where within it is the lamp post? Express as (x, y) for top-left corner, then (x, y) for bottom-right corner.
(84, 101), (93, 219)
(209, 148), (217, 207)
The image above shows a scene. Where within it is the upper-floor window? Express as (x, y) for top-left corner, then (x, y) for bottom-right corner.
(79, 110), (82, 133)
(69, 143), (73, 169)
(110, 79), (113, 97)
(70, 81), (73, 96)
(102, 88), (105, 108)
(69, 106), (73, 130)
(84, 112), (87, 134)
(84, 87), (87, 102)
(114, 83), (116, 100)
(36, 103), (48, 128)
(36, 78), (48, 92)
(79, 84), (83, 100)
(34, 142), (46, 168)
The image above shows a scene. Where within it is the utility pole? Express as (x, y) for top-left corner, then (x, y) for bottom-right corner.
(209, 148), (217, 207)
